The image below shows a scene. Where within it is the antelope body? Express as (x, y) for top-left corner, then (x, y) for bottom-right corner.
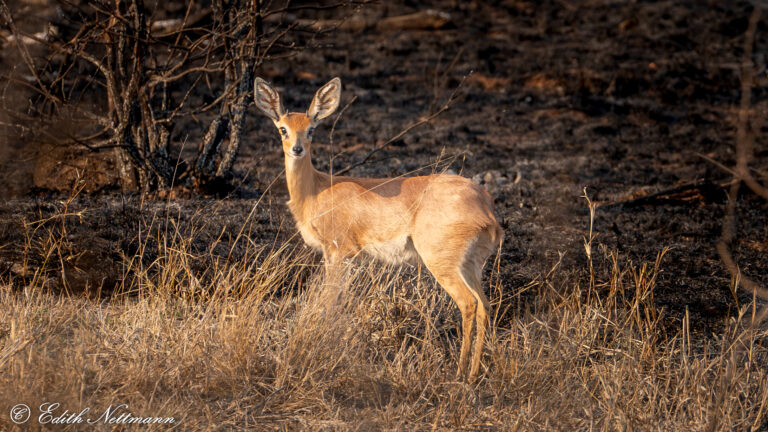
(254, 77), (503, 380)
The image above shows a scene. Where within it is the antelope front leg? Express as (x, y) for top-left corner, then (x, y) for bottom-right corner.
(320, 246), (350, 308)
(323, 248), (344, 284)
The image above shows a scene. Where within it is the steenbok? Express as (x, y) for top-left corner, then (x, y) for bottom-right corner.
(254, 77), (503, 381)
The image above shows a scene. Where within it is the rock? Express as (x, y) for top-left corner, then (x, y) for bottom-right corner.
(483, 170), (501, 184)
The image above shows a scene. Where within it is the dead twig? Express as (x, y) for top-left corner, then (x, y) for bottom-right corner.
(734, 7), (768, 201)
(604, 180), (731, 208)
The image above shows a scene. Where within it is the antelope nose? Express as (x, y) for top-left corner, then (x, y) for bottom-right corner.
(291, 145), (303, 155)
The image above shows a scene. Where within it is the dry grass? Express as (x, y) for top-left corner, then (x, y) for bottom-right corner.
(1, 200), (767, 431)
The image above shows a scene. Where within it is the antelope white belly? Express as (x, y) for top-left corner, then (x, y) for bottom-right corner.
(362, 234), (419, 264)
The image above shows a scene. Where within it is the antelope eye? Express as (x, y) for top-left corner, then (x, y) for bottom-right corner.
(307, 127), (314, 136)
(279, 127), (287, 136)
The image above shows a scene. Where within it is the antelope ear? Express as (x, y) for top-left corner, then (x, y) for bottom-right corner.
(307, 77), (341, 121)
(254, 78), (285, 122)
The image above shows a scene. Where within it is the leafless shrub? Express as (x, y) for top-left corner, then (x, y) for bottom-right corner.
(0, 0), (366, 192)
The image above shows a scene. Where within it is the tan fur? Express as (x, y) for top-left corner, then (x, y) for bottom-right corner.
(254, 78), (503, 381)
(282, 113), (311, 132)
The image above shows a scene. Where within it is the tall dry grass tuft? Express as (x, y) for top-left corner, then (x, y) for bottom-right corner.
(1, 199), (767, 430)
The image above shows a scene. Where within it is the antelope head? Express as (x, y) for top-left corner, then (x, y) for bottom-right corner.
(254, 77), (341, 160)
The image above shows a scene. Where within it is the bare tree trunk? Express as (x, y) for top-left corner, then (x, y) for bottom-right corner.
(107, 0), (174, 190)
(216, 60), (254, 177)
(194, 0), (259, 185)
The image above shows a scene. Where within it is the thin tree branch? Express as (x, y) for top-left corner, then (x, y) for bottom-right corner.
(716, 5), (768, 328)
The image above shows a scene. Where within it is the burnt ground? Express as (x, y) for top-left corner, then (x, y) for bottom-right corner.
(1, 0), (767, 339)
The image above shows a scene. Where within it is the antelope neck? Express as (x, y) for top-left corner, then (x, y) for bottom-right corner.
(285, 150), (323, 217)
